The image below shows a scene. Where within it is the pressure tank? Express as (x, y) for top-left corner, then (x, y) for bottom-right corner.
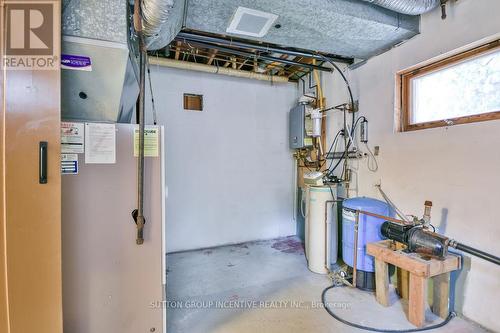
(342, 197), (391, 290)
(306, 186), (334, 274)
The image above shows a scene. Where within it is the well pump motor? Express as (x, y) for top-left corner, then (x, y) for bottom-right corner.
(381, 221), (500, 265)
(381, 222), (448, 258)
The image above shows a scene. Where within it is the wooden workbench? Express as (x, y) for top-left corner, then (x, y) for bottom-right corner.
(367, 240), (461, 327)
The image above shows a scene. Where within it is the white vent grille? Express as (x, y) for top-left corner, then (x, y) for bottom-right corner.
(226, 7), (278, 38)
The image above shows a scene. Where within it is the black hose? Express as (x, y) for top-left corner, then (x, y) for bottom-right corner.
(322, 130), (342, 169)
(319, 55), (355, 112)
(454, 242), (500, 266)
(319, 55), (357, 176)
(321, 284), (455, 332)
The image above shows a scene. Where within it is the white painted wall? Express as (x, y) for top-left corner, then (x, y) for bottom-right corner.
(146, 67), (298, 253)
(322, 0), (500, 330)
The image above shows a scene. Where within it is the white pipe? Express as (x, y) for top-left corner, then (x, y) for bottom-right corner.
(149, 57), (290, 83)
(325, 201), (334, 272)
(292, 158), (298, 221)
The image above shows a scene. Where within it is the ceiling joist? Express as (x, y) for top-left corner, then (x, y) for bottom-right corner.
(150, 31), (335, 82)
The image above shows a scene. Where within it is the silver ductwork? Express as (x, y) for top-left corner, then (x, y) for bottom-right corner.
(149, 0), (421, 59)
(364, 0), (440, 15)
(62, 0), (139, 123)
(141, 0), (174, 38)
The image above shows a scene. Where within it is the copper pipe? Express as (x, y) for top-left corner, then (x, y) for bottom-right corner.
(356, 209), (408, 225)
(352, 211), (359, 288)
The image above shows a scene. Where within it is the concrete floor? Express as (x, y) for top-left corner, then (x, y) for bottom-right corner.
(166, 236), (487, 333)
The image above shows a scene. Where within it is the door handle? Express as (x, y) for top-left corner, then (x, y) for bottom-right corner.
(39, 141), (47, 184)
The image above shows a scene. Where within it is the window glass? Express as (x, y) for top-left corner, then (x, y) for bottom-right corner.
(410, 49), (500, 124)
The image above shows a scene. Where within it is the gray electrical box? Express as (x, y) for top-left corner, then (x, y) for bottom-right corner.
(289, 104), (307, 149)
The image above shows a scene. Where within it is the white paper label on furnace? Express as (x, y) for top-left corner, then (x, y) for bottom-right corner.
(61, 122), (84, 153)
(85, 123), (116, 164)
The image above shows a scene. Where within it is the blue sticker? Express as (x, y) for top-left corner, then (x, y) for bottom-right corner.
(61, 54), (92, 71)
(61, 160), (78, 174)
(61, 154), (79, 175)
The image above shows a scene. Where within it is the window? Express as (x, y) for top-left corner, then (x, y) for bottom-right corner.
(183, 93), (203, 111)
(397, 40), (500, 131)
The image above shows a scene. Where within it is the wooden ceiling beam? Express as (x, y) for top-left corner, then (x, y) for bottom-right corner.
(174, 41), (181, 60)
(168, 41), (306, 80)
(207, 49), (218, 65)
(264, 54), (288, 74)
(237, 58), (249, 70)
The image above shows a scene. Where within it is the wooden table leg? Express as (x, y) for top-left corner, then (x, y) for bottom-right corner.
(397, 268), (410, 300)
(375, 258), (389, 306)
(409, 273), (427, 327)
(432, 272), (450, 319)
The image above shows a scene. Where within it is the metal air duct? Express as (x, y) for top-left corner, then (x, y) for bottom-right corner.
(364, 0), (440, 15)
(62, 0), (139, 123)
(142, 0), (174, 39)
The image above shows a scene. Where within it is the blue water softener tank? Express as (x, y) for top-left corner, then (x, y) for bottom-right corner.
(342, 197), (392, 290)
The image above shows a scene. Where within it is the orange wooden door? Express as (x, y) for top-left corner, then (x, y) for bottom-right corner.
(0, 1), (63, 332)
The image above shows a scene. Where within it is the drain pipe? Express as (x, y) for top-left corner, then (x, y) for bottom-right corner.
(134, 0), (147, 245)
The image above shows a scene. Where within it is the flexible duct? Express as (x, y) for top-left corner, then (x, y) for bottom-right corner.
(141, 0), (174, 38)
(364, 0), (440, 15)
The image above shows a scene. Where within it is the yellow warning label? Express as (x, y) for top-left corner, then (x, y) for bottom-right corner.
(134, 126), (159, 157)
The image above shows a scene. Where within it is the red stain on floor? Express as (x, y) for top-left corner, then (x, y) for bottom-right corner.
(271, 237), (304, 254)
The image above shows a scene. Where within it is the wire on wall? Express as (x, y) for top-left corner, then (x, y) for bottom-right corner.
(364, 143), (378, 172)
(146, 55), (158, 125)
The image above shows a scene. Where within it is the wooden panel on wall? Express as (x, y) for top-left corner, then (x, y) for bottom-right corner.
(1, 1), (63, 332)
(0, 13), (8, 332)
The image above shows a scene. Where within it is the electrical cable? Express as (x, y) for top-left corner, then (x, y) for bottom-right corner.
(345, 124), (355, 150)
(300, 190), (308, 219)
(327, 116), (365, 176)
(319, 55), (355, 118)
(321, 284), (455, 332)
(321, 130), (342, 168)
(300, 195), (306, 219)
(364, 142), (379, 172)
(328, 184), (336, 200)
(319, 55), (356, 178)
(327, 130), (342, 171)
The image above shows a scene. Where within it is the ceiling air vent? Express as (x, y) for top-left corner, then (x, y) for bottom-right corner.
(226, 7), (278, 38)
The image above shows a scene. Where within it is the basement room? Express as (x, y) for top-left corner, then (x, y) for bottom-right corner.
(1, 0), (499, 332)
